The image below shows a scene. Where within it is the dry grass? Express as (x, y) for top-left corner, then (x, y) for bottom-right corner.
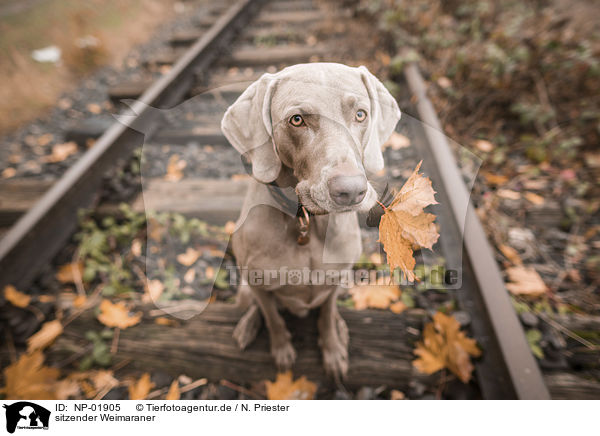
(0, 0), (175, 134)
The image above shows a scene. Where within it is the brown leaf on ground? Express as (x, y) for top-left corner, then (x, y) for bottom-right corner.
(176, 247), (200, 266)
(4, 285), (31, 308)
(505, 266), (548, 297)
(165, 380), (180, 400)
(382, 131), (411, 150)
(97, 299), (142, 329)
(56, 261), (84, 283)
(155, 317), (177, 326)
(0, 351), (60, 399)
(27, 320), (63, 352)
(474, 139), (494, 152)
(164, 154), (186, 182)
(413, 312), (481, 383)
(379, 161), (439, 282)
(524, 192), (545, 205)
(143, 279), (164, 304)
(2, 167), (16, 178)
(44, 142), (78, 163)
(497, 189), (521, 200)
(73, 295), (87, 308)
(265, 371), (317, 400)
(349, 281), (401, 310)
(498, 244), (523, 266)
(129, 373), (154, 400)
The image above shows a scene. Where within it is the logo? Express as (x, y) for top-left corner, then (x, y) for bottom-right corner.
(3, 402), (50, 434)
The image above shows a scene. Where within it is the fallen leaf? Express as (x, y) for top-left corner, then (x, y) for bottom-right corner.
(4, 285), (31, 308)
(224, 221), (236, 235)
(205, 266), (215, 280)
(97, 299), (142, 329)
(143, 279), (164, 304)
(497, 189), (521, 200)
(37, 133), (53, 146)
(164, 154), (186, 181)
(44, 142), (78, 163)
(131, 239), (142, 257)
(155, 317), (177, 326)
(505, 266), (548, 297)
(524, 192), (545, 205)
(129, 373), (154, 400)
(27, 320), (63, 352)
(177, 247), (200, 266)
(2, 167), (16, 178)
(91, 370), (118, 393)
(481, 171), (508, 186)
(390, 389), (406, 400)
(56, 261), (84, 283)
(390, 301), (408, 314)
(165, 380), (180, 400)
(474, 139), (494, 152)
(378, 162), (439, 282)
(184, 268), (196, 284)
(436, 76), (452, 89)
(54, 378), (80, 399)
(349, 282), (401, 310)
(0, 351), (60, 399)
(73, 295), (87, 308)
(382, 131), (411, 150)
(413, 312), (481, 383)
(87, 103), (102, 114)
(265, 371), (317, 400)
(498, 244), (522, 266)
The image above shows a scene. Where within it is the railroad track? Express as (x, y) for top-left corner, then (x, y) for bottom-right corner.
(1, 0), (594, 399)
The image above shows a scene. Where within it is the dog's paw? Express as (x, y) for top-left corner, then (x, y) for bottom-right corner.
(271, 341), (297, 370)
(321, 337), (349, 379)
(233, 305), (262, 350)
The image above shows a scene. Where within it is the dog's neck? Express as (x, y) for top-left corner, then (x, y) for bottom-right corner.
(266, 165), (310, 218)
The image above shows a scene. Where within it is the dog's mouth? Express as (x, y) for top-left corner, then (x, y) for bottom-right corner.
(296, 179), (378, 215)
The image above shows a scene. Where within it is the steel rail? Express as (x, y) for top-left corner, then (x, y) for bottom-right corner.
(404, 63), (550, 399)
(0, 0), (264, 291)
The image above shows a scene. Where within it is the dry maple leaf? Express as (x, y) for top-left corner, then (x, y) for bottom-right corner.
(97, 299), (142, 329)
(265, 371), (317, 400)
(349, 282), (401, 310)
(505, 266), (548, 297)
(4, 284), (31, 308)
(27, 320), (63, 353)
(56, 261), (84, 283)
(129, 373), (154, 400)
(378, 161), (439, 282)
(1, 351), (60, 399)
(166, 380), (180, 400)
(413, 312), (481, 383)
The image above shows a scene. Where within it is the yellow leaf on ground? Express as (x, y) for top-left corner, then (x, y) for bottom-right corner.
(524, 192), (545, 205)
(91, 370), (118, 393)
(413, 312), (481, 383)
(4, 285), (31, 308)
(497, 189), (521, 200)
(54, 378), (80, 400)
(474, 139), (494, 152)
(56, 261), (84, 283)
(155, 317), (177, 326)
(379, 162), (439, 282)
(390, 301), (408, 314)
(73, 295), (87, 308)
(97, 299), (142, 329)
(390, 389), (406, 400)
(176, 247), (200, 266)
(265, 371), (316, 400)
(505, 266), (548, 297)
(349, 283), (401, 310)
(481, 171), (508, 186)
(2, 167), (16, 179)
(382, 132), (411, 150)
(44, 142), (78, 163)
(143, 279), (164, 304)
(498, 244), (523, 266)
(129, 373), (154, 400)
(27, 320), (63, 352)
(1, 351), (60, 399)
(166, 380), (180, 400)
(224, 221), (236, 234)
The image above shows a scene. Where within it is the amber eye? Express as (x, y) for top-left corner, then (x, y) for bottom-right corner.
(289, 114), (305, 127)
(356, 109), (367, 122)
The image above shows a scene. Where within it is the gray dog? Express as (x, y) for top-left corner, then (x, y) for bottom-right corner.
(221, 63), (401, 378)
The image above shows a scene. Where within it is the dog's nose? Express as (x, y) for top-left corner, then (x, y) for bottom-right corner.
(328, 174), (367, 206)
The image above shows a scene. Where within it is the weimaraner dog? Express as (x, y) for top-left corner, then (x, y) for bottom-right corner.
(221, 62), (401, 378)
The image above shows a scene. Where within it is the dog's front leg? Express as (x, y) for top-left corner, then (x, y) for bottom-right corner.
(318, 287), (349, 379)
(251, 287), (296, 370)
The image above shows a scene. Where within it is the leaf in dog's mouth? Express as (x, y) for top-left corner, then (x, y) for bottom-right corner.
(378, 161), (440, 282)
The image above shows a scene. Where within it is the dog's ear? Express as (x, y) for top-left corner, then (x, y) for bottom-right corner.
(221, 73), (281, 183)
(359, 66), (401, 174)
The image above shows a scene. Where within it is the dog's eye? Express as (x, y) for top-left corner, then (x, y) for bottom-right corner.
(356, 109), (367, 122)
(289, 114), (305, 127)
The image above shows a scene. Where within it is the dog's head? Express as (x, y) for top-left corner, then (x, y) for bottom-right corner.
(221, 63), (401, 214)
